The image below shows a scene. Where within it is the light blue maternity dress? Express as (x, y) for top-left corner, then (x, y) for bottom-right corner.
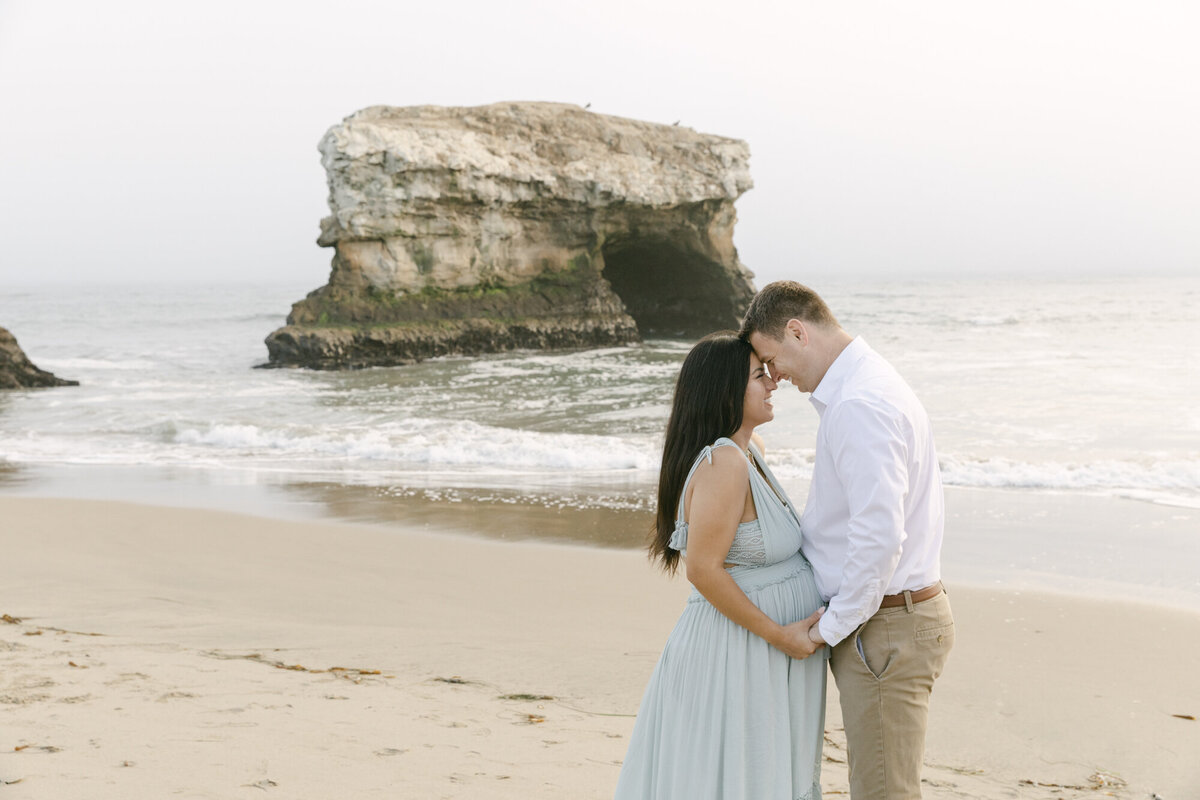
(614, 438), (827, 800)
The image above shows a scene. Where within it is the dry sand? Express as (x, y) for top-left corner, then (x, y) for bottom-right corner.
(1, 497), (1197, 799)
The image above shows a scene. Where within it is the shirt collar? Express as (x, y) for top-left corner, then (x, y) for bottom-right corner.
(809, 336), (870, 411)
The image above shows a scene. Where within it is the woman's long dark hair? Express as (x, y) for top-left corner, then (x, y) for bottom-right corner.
(650, 331), (752, 573)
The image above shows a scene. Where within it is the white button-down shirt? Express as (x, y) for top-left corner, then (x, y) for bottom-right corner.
(803, 337), (944, 646)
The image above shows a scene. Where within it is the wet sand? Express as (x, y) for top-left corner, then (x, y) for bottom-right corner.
(5, 462), (1198, 611)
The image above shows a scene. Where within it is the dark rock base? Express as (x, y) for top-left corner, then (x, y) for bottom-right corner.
(263, 316), (639, 370)
(0, 327), (78, 389)
(264, 263), (642, 369)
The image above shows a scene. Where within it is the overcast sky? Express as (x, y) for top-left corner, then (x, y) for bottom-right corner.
(1, 0), (1196, 288)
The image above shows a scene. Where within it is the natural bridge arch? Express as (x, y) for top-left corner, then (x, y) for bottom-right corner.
(601, 237), (743, 339)
(266, 102), (757, 368)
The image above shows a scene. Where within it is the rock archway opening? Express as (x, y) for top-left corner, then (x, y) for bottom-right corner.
(601, 239), (732, 339)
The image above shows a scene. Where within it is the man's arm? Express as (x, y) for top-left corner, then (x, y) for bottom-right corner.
(815, 399), (911, 646)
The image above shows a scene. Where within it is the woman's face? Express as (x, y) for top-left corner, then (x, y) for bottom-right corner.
(742, 352), (778, 429)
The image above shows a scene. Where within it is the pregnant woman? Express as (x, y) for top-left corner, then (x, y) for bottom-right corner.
(614, 331), (827, 800)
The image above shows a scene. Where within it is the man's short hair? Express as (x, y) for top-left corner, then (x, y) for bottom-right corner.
(740, 281), (839, 340)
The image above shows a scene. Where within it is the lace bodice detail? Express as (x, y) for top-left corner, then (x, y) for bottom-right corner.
(670, 519), (768, 567)
(725, 521), (768, 566)
(667, 438), (803, 568)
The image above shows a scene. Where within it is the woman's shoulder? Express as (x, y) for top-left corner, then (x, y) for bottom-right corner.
(691, 440), (748, 480)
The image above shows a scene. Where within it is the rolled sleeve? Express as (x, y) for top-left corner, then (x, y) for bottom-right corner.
(816, 399), (910, 645)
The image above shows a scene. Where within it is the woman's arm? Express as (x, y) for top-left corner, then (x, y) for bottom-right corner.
(684, 448), (824, 660)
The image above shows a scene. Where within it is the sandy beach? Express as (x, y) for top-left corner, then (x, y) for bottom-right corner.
(2, 496), (1198, 799)
(4, 0), (1199, 796)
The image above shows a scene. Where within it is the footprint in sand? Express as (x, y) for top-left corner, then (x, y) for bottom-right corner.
(242, 779), (278, 790)
(374, 748), (408, 756)
(58, 695), (93, 704)
(104, 672), (151, 686)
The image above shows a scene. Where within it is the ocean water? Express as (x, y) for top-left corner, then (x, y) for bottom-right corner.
(1, 277), (1198, 513)
(3, 277), (1198, 607)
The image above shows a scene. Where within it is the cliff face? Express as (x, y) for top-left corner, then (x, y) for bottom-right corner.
(265, 102), (757, 369)
(0, 327), (77, 389)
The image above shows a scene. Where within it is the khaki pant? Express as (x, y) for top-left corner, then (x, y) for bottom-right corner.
(829, 590), (955, 799)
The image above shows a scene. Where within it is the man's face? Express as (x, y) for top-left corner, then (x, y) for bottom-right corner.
(749, 322), (814, 392)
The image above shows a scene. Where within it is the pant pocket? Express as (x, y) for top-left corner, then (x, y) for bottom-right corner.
(915, 617), (955, 680)
(914, 621), (954, 644)
(854, 616), (894, 680)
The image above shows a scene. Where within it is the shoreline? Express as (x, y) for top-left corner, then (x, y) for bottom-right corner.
(2, 496), (1198, 798)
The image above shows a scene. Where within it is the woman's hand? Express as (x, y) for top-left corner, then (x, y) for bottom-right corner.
(768, 607), (826, 660)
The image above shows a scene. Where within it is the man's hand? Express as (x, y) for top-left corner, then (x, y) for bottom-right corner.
(771, 607), (826, 660)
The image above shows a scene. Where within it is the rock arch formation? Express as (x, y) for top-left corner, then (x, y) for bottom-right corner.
(265, 102), (757, 369)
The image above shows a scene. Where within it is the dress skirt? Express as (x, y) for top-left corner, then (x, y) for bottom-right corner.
(613, 552), (827, 800)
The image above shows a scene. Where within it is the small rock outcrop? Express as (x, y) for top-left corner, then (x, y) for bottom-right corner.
(0, 327), (77, 389)
(265, 102), (757, 369)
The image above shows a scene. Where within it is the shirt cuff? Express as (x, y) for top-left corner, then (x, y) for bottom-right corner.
(817, 613), (849, 647)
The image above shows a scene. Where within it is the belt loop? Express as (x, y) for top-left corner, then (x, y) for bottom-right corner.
(903, 590), (914, 613)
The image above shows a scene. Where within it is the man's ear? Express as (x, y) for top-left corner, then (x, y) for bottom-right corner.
(785, 318), (806, 344)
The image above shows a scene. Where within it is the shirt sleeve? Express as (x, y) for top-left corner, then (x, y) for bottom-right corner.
(816, 398), (910, 646)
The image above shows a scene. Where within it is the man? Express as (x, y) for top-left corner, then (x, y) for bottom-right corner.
(741, 281), (954, 799)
